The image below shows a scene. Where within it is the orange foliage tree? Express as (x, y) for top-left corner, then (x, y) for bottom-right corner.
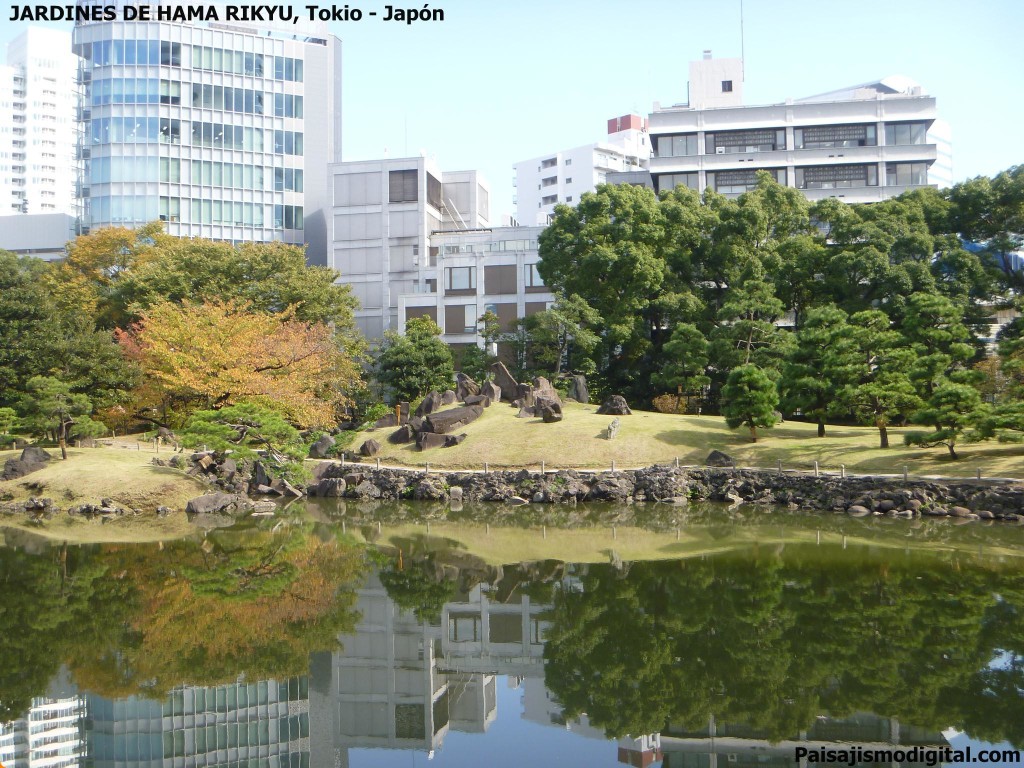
(121, 298), (360, 429)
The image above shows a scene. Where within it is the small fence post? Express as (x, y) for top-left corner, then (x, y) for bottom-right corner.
(814, 461), (819, 477)
(541, 460), (545, 474)
(376, 457), (381, 470)
(611, 460), (616, 472)
(976, 468), (982, 480)
(777, 459), (782, 474)
(484, 462), (488, 474)
(903, 466), (908, 482)
(840, 464), (845, 479)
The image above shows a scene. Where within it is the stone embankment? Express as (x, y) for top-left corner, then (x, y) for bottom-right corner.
(308, 464), (1024, 523)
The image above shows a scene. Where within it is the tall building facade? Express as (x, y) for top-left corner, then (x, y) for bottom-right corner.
(72, 12), (341, 262)
(647, 53), (951, 203)
(514, 114), (651, 226)
(0, 28), (78, 216)
(328, 157), (490, 339)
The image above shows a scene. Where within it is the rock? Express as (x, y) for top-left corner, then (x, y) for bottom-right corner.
(389, 425), (416, 444)
(399, 402), (410, 423)
(456, 372), (481, 400)
(444, 433), (467, 447)
(416, 432), (448, 451)
(309, 434), (336, 459)
(449, 486), (463, 502)
(441, 390), (457, 405)
(156, 505), (173, 517)
(424, 405), (484, 435)
(20, 446), (52, 464)
(605, 417), (621, 439)
(374, 413), (399, 428)
(977, 510), (995, 520)
(312, 477), (347, 497)
(185, 493), (250, 518)
(219, 458), (237, 481)
(281, 479), (304, 498)
(408, 416), (425, 433)
(846, 504), (872, 517)
(414, 391), (443, 418)
(567, 375), (589, 404)
(540, 402), (563, 423)
(188, 512), (237, 529)
(2, 457), (46, 481)
(597, 395), (632, 415)
(359, 439), (382, 457)
(705, 450), (735, 468)
(489, 362), (520, 401)
(950, 506), (974, 518)
(253, 461), (272, 487)
(508, 496), (528, 506)
(532, 376), (562, 404)
(413, 476), (447, 500)
(252, 501), (278, 514)
(481, 381), (502, 401)
(516, 407), (534, 419)
(516, 383), (535, 407)
(464, 395), (491, 407)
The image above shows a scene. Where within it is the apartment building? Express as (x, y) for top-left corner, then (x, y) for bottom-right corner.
(514, 114), (651, 225)
(647, 52), (952, 203)
(72, 15), (341, 262)
(0, 28), (78, 217)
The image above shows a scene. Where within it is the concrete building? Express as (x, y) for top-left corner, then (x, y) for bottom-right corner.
(328, 156), (490, 339)
(399, 225), (554, 353)
(72, 13), (341, 262)
(647, 52), (951, 203)
(0, 669), (87, 768)
(0, 28), (78, 217)
(0, 213), (75, 260)
(514, 114), (651, 225)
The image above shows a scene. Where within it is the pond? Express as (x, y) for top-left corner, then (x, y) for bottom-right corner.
(1, 503), (1022, 768)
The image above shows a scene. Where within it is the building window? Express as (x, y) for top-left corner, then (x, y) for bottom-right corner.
(541, 176), (557, 187)
(274, 204), (303, 230)
(722, 80), (733, 92)
(655, 172), (699, 193)
(566, 196), (573, 202)
(541, 195), (557, 205)
(389, 169), (418, 203)
(565, 177), (572, 184)
(655, 133), (699, 158)
(449, 615), (481, 642)
(884, 122), (928, 146)
(706, 129), (785, 154)
(795, 164), (878, 189)
(794, 124), (876, 149)
(886, 162), (930, 186)
(565, 158), (572, 165)
(540, 158), (557, 169)
(445, 266), (476, 291)
(159, 42), (182, 67)
(525, 263), (545, 289)
(707, 168), (786, 194)
(427, 172), (442, 210)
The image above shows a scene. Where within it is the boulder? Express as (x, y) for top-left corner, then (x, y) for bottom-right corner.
(516, 407), (535, 419)
(540, 403), (563, 423)
(441, 390), (457, 405)
(532, 376), (562, 404)
(424, 405), (484, 435)
(705, 450), (735, 467)
(481, 381), (502, 401)
(416, 432), (448, 451)
(444, 433), (468, 447)
(489, 362), (520, 401)
(597, 395), (632, 415)
(185, 492), (250, 518)
(399, 402), (410, 423)
(464, 395), (492, 407)
(20, 446), (53, 464)
(2, 457), (47, 481)
(846, 505), (872, 517)
(308, 433), (336, 459)
(388, 425), (416, 444)
(605, 417), (621, 439)
(253, 461), (273, 487)
(516, 383), (536, 407)
(312, 477), (347, 497)
(408, 416), (425, 433)
(414, 391), (443, 418)
(456, 372), (481, 400)
(359, 439), (382, 457)
(567, 375), (589, 404)
(374, 412), (399, 428)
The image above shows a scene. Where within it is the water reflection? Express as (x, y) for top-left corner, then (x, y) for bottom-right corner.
(1, 519), (1023, 767)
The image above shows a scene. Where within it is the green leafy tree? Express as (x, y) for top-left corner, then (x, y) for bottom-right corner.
(900, 292), (978, 396)
(711, 264), (793, 376)
(0, 252), (61, 407)
(904, 383), (987, 459)
(0, 407), (18, 437)
(19, 376), (107, 459)
(457, 310), (502, 381)
(375, 317), (454, 403)
(847, 373), (924, 449)
(527, 293), (602, 376)
(654, 323), (710, 406)
(721, 364), (780, 442)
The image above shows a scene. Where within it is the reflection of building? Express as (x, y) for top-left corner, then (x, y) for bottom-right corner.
(86, 679), (310, 768)
(0, 669), (86, 768)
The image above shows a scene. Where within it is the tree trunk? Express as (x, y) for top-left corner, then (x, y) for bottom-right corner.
(817, 419), (825, 438)
(58, 423), (68, 460)
(749, 425), (758, 443)
(878, 425), (889, 449)
(947, 442), (958, 460)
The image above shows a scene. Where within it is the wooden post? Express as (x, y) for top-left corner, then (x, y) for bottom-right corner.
(611, 460), (616, 472)
(484, 462), (488, 474)
(377, 521), (382, 534)
(341, 454), (345, 467)
(426, 522), (430, 534)
(542, 526), (546, 539)
(376, 457), (381, 470)
(976, 468), (982, 480)
(425, 462), (430, 474)
(903, 466), (908, 482)
(676, 528), (680, 541)
(675, 456), (679, 468)
(816, 530), (821, 545)
(541, 460), (545, 474)
(777, 459), (782, 473)
(840, 464), (845, 479)
(612, 526), (617, 539)
(486, 523), (490, 534)
(814, 460), (819, 477)
(394, 404), (401, 425)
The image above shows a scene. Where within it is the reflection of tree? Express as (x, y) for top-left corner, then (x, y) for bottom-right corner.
(379, 557), (456, 623)
(542, 551), (1024, 747)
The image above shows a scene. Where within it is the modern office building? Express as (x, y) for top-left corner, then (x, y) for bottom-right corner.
(0, 28), (78, 217)
(647, 52), (952, 203)
(71, 13), (341, 262)
(328, 156), (490, 339)
(399, 225), (554, 353)
(0, 669), (87, 768)
(514, 114), (651, 225)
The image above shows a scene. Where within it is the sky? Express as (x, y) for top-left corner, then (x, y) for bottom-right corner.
(2, 0), (1022, 221)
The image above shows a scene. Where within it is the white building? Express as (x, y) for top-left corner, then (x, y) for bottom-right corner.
(514, 114), (651, 226)
(647, 52), (952, 203)
(72, 14), (342, 262)
(0, 213), (75, 260)
(0, 669), (86, 768)
(0, 28), (78, 217)
(399, 225), (554, 354)
(328, 156), (490, 339)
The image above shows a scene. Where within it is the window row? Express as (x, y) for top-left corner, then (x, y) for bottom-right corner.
(440, 239), (537, 255)
(707, 129), (786, 154)
(190, 46), (265, 77)
(190, 84), (266, 115)
(707, 168), (786, 194)
(89, 156), (286, 191)
(795, 164), (878, 189)
(273, 130), (303, 156)
(192, 122), (264, 151)
(886, 162), (930, 186)
(442, 264), (546, 294)
(89, 196), (301, 230)
(654, 122), (930, 155)
(83, 40), (180, 67)
(90, 77), (162, 105)
(654, 172), (698, 194)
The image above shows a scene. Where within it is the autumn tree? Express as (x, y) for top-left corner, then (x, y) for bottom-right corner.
(125, 299), (359, 428)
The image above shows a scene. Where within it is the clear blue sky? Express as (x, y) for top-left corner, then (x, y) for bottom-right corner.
(3, 0), (1022, 220)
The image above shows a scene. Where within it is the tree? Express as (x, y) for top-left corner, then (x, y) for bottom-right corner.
(126, 299), (358, 428)
(778, 305), (854, 437)
(527, 293), (602, 377)
(721, 364), (780, 442)
(900, 292), (978, 397)
(375, 317), (455, 403)
(654, 323), (710, 409)
(18, 376), (106, 459)
(846, 373), (924, 449)
(0, 251), (60, 407)
(457, 310), (502, 381)
(711, 263), (793, 377)
(904, 383), (986, 459)
(0, 407), (17, 439)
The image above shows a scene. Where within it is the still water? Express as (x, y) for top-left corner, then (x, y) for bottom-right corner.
(1, 502), (1023, 768)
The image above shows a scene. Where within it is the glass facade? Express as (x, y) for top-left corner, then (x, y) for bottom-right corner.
(795, 164), (878, 189)
(794, 124), (876, 149)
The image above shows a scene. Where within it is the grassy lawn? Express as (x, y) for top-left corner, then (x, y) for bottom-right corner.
(341, 401), (1024, 479)
(0, 444), (206, 543)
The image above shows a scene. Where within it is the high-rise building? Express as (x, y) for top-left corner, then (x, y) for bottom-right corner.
(647, 52), (952, 203)
(514, 115), (651, 226)
(72, 10), (341, 262)
(328, 156), (490, 339)
(0, 28), (78, 217)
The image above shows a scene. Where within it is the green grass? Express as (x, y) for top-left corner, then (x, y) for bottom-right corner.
(340, 401), (1024, 479)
